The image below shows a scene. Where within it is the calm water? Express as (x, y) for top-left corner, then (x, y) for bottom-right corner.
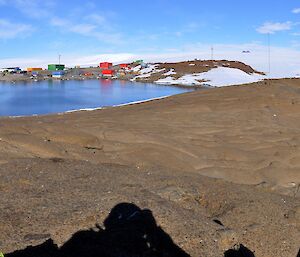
(0, 79), (193, 117)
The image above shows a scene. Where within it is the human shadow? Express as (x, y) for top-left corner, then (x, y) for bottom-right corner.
(6, 203), (190, 257)
(224, 244), (256, 257)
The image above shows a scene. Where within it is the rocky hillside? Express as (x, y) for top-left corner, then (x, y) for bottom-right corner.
(132, 60), (266, 87)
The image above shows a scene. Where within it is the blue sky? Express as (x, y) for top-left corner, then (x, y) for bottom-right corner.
(0, 0), (300, 75)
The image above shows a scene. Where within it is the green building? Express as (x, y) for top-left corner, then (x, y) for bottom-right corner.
(133, 60), (144, 65)
(48, 64), (65, 71)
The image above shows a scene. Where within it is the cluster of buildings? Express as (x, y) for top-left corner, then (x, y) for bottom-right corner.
(0, 64), (66, 78)
(0, 60), (147, 80)
(99, 60), (144, 77)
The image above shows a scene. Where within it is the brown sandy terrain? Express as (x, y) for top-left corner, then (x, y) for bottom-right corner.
(0, 79), (300, 256)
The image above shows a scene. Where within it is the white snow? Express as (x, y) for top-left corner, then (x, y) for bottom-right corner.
(189, 63), (196, 66)
(134, 73), (152, 79)
(132, 64), (165, 80)
(155, 76), (177, 85)
(155, 67), (265, 87)
(198, 67), (265, 87)
(139, 64), (157, 74)
(163, 69), (177, 76)
(132, 65), (141, 72)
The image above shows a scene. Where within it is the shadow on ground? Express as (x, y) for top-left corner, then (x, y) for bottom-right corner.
(5, 203), (190, 257)
(5, 202), (283, 257)
(224, 244), (255, 257)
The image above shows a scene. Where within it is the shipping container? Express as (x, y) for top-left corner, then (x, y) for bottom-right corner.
(52, 71), (65, 75)
(102, 69), (114, 76)
(1, 67), (21, 73)
(100, 62), (113, 69)
(119, 63), (130, 68)
(52, 71), (65, 78)
(133, 60), (144, 65)
(27, 68), (43, 72)
(48, 64), (65, 71)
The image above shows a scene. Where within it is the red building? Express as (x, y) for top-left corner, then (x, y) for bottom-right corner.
(100, 62), (113, 69)
(119, 63), (130, 69)
(102, 69), (114, 76)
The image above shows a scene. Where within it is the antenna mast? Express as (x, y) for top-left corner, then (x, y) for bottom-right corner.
(211, 46), (214, 60)
(267, 33), (271, 76)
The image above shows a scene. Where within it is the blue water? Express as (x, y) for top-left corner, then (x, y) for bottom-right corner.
(0, 79), (193, 116)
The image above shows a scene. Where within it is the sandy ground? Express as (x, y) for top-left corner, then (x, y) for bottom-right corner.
(0, 79), (300, 256)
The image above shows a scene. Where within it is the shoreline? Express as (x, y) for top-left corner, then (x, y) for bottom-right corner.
(0, 75), (206, 89)
(1, 95), (172, 119)
(0, 78), (296, 119)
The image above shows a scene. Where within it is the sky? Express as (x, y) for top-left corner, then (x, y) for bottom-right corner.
(0, 0), (300, 77)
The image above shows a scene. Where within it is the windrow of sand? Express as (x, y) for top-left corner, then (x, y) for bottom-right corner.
(0, 79), (300, 256)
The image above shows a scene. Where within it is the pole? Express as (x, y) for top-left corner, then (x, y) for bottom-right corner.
(58, 54), (61, 65)
(211, 46), (214, 60)
(268, 33), (271, 76)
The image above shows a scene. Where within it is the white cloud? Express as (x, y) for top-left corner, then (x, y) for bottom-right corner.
(186, 22), (200, 31)
(85, 14), (107, 26)
(0, 19), (33, 39)
(0, 1), (122, 44)
(257, 22), (293, 34)
(70, 24), (96, 34)
(0, 0), (55, 18)
(292, 8), (300, 14)
(50, 16), (122, 44)
(171, 22), (203, 38)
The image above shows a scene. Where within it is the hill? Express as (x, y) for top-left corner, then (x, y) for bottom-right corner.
(132, 60), (266, 87)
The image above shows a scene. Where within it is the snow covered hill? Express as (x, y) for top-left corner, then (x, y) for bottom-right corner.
(131, 60), (266, 87)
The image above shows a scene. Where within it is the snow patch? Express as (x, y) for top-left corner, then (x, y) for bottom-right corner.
(163, 69), (177, 76)
(139, 64), (158, 74)
(156, 67), (265, 87)
(156, 76), (177, 85)
(132, 65), (142, 72)
(199, 67), (265, 87)
(132, 64), (165, 80)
